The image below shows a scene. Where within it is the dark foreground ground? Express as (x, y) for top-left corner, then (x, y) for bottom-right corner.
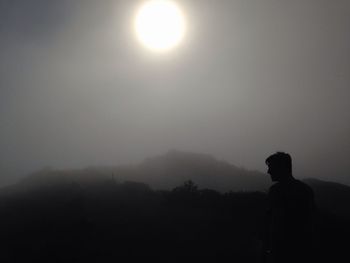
(0, 180), (349, 263)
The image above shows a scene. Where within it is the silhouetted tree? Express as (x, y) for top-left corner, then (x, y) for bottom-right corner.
(173, 180), (198, 193)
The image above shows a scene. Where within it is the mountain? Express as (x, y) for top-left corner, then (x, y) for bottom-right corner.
(3, 150), (350, 218)
(304, 178), (350, 218)
(131, 150), (270, 191)
(14, 150), (270, 192)
(0, 151), (349, 263)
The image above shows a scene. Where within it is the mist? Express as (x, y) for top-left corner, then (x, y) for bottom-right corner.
(1, 0), (349, 186)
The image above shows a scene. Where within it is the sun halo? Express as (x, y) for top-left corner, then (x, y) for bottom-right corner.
(134, 0), (186, 53)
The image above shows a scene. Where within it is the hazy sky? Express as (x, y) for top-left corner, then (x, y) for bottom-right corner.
(1, 0), (349, 185)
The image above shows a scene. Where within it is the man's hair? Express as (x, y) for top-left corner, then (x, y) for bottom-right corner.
(265, 152), (292, 174)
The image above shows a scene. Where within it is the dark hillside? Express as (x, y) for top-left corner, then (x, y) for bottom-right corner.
(0, 177), (349, 263)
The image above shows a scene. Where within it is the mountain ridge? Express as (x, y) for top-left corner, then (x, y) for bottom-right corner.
(2, 150), (349, 218)
(14, 150), (269, 192)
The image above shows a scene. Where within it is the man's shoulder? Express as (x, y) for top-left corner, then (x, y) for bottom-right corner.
(293, 179), (314, 195)
(268, 180), (314, 196)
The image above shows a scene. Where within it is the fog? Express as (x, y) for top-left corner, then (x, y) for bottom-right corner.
(0, 0), (349, 186)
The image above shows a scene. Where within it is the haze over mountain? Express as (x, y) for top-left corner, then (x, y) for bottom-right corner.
(3, 150), (348, 210)
(2, 150), (345, 217)
(0, 150), (349, 222)
(15, 150), (269, 193)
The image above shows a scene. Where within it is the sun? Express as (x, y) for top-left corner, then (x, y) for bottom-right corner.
(134, 0), (186, 52)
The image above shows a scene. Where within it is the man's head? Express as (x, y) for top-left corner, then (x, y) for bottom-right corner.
(265, 152), (292, 182)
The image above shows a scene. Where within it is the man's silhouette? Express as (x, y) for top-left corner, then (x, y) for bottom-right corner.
(262, 152), (315, 263)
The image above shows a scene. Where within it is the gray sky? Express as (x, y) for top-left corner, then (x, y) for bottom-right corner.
(0, 0), (349, 186)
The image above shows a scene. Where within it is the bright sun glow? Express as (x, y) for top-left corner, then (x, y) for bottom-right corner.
(134, 0), (186, 52)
